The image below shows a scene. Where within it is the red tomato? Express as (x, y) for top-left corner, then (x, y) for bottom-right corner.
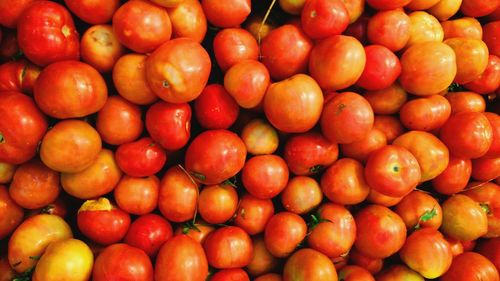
(445, 38), (489, 84)
(146, 101), (191, 151)
(260, 24), (313, 80)
(281, 176), (323, 214)
(484, 112), (500, 158)
(201, 0), (251, 28)
(211, 269), (250, 281)
(246, 236), (279, 276)
(264, 212), (307, 258)
(356, 45), (401, 91)
(441, 194), (488, 241)
(364, 83), (408, 115)
(241, 119), (279, 155)
(194, 84), (240, 130)
(114, 175), (160, 215)
(124, 214), (173, 258)
(373, 115), (407, 143)
(203, 226), (253, 269)
(471, 157), (500, 181)
(349, 248), (384, 274)
(465, 55), (500, 95)
(0, 91), (47, 164)
(367, 9), (411, 51)
(213, 28), (259, 72)
(80, 24), (125, 73)
(198, 184), (238, 224)
(338, 265), (375, 281)
(0, 162), (15, 184)
(185, 129), (246, 185)
(77, 198), (131, 245)
(463, 182), (500, 238)
(399, 95), (451, 131)
(146, 38), (211, 103)
(301, 0), (349, 39)
(283, 248), (338, 281)
(366, 0), (411, 10)
(34, 60), (107, 119)
(0, 0), (37, 28)
(224, 60), (270, 109)
(477, 238), (500, 270)
(174, 221), (215, 244)
(367, 188), (405, 207)
(340, 128), (387, 163)
(376, 265), (425, 281)
(445, 91), (486, 114)
(116, 138), (166, 177)
(441, 252), (499, 281)
(0, 185), (23, 240)
(395, 190), (443, 230)
(112, 0), (171, 53)
(64, 0), (119, 24)
(158, 166), (198, 222)
(17, 1), (79, 66)
(461, 0), (500, 17)
(441, 17), (483, 40)
(167, 0), (207, 43)
(0, 60), (41, 94)
(242, 155), (289, 199)
(234, 194), (275, 235)
(483, 22), (500, 57)
(92, 244), (153, 281)
(155, 235), (208, 281)
(354, 205), (407, 258)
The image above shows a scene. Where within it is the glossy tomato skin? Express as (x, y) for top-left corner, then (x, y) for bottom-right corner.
(234, 194), (275, 235)
(395, 190), (443, 230)
(17, 1), (79, 66)
(373, 115), (407, 143)
(366, 0), (411, 10)
(211, 269), (250, 281)
(242, 155), (289, 199)
(0, 60), (41, 94)
(203, 226), (253, 268)
(64, 0), (119, 24)
(155, 235), (208, 281)
(158, 166), (198, 222)
(364, 83), (408, 115)
(301, 0), (349, 39)
(146, 38), (211, 103)
(116, 138), (167, 177)
(441, 252), (499, 281)
(185, 130), (246, 185)
(0, 0), (37, 28)
(224, 60), (270, 109)
(484, 112), (500, 158)
(445, 38), (489, 84)
(471, 157), (500, 181)
(77, 198), (131, 245)
(446, 91), (486, 114)
(441, 194), (488, 241)
(114, 175), (160, 215)
(399, 95), (451, 131)
(113, 54), (158, 105)
(483, 22), (500, 57)
(93, 243), (153, 281)
(356, 45), (401, 91)
(283, 248), (338, 281)
(194, 84), (239, 129)
(463, 182), (500, 238)
(80, 24), (125, 73)
(338, 265), (375, 281)
(0, 185), (24, 240)
(146, 101), (191, 151)
(124, 214), (173, 258)
(0, 91), (47, 164)
(461, 0), (500, 17)
(201, 0), (251, 28)
(340, 128), (387, 163)
(213, 28), (259, 72)
(349, 248), (384, 274)
(281, 176), (323, 214)
(112, 0), (171, 53)
(441, 17), (483, 40)
(264, 212), (307, 258)
(167, 0), (207, 43)
(465, 55), (500, 95)
(367, 9), (411, 52)
(246, 236), (279, 276)
(198, 184), (238, 224)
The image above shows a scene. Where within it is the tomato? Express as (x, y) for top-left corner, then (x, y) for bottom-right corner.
(260, 24), (313, 80)
(198, 184), (238, 224)
(64, 0), (119, 24)
(399, 95), (451, 131)
(355, 205), (407, 258)
(115, 175), (160, 215)
(441, 17), (483, 40)
(224, 60), (270, 109)
(340, 128), (387, 163)
(146, 38), (211, 103)
(264, 212), (307, 258)
(341, 0), (365, 23)
(338, 265), (374, 281)
(146, 101), (191, 151)
(281, 176), (323, 214)
(81, 24), (125, 73)
(0, 31), (19, 61)
(366, 0), (411, 9)
(484, 112), (500, 158)
(112, 0), (171, 53)
(477, 238), (500, 270)
(264, 74), (323, 133)
(428, 0), (462, 21)
(0, 256), (15, 281)
(255, 274), (283, 281)
(439, 112), (493, 159)
(77, 198), (131, 245)
(373, 115), (407, 143)
(441, 194), (488, 241)
(441, 252), (499, 281)
(445, 91), (486, 114)
(246, 236), (279, 276)
(349, 248), (384, 274)
(96, 96), (143, 145)
(150, 0), (184, 7)
(376, 265), (424, 281)
(445, 38), (489, 84)
(124, 214), (172, 257)
(9, 159), (59, 209)
(406, 11), (443, 48)
(8, 214), (73, 273)
(445, 237), (465, 257)
(234, 194), (275, 235)
(279, 0), (306, 14)
(0, 185), (23, 239)
(0, 60), (41, 94)
(367, 188), (405, 207)
(465, 55), (500, 95)
(367, 9), (411, 52)
(283, 248), (338, 281)
(0, 162), (15, 184)
(40, 120), (101, 173)
(203, 226), (253, 268)
(174, 221), (215, 244)
(393, 131), (449, 182)
(211, 269), (249, 281)
(364, 84), (407, 116)
(471, 157), (500, 181)
(244, 15), (275, 40)
(155, 235), (208, 281)
(461, 0), (500, 17)
(321, 158), (370, 204)
(93, 243), (153, 281)
(195, 84), (240, 130)
(158, 166), (198, 222)
(0, 91), (47, 164)
(112, 54), (158, 105)
(300, 0), (349, 39)
(116, 138), (167, 177)
(483, 22), (500, 57)
(166, 0), (207, 43)
(241, 119), (279, 155)
(17, 1), (79, 66)
(0, 0), (37, 28)
(185, 129), (246, 185)
(399, 42), (456, 96)
(463, 182), (500, 238)
(242, 155), (289, 199)
(308, 203), (356, 258)
(213, 28), (259, 72)
(406, 0), (440, 9)
(356, 45), (401, 90)
(395, 190), (443, 230)
(33, 239), (93, 281)
(201, 0), (251, 28)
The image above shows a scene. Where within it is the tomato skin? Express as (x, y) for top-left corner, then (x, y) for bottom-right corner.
(112, 0), (171, 53)
(399, 95), (451, 131)
(146, 38), (211, 103)
(281, 176), (323, 214)
(395, 190), (443, 230)
(0, 91), (47, 164)
(194, 84), (239, 130)
(283, 248), (338, 281)
(465, 55), (500, 95)
(483, 22), (500, 57)
(115, 175), (160, 215)
(484, 112), (500, 158)
(349, 248), (384, 274)
(213, 28), (259, 72)
(338, 265), (375, 281)
(0, 0), (37, 28)
(0, 60), (41, 94)
(265, 212), (307, 258)
(33, 238), (94, 281)
(406, 11), (444, 48)
(64, 0), (119, 24)
(77, 198), (131, 245)
(198, 184), (238, 224)
(174, 222), (215, 244)
(0, 256), (16, 281)
(246, 236), (279, 276)
(441, 252), (499, 281)
(242, 155), (289, 199)
(442, 17), (483, 40)
(0, 185), (24, 240)
(373, 115), (407, 143)
(367, 9), (411, 52)
(445, 38), (489, 84)
(356, 45), (401, 91)
(476, 238), (500, 270)
(201, 0), (251, 28)
(441, 194), (488, 241)
(116, 138), (167, 177)
(471, 157), (500, 181)
(301, 0), (349, 39)
(211, 269), (250, 281)
(445, 91), (486, 115)
(461, 0), (500, 17)
(158, 166), (198, 222)
(354, 205), (407, 259)
(366, 0), (411, 10)
(224, 60), (270, 109)
(146, 101), (191, 151)
(155, 235), (208, 281)
(17, 1), (79, 66)
(376, 265), (424, 281)
(0, 163), (16, 184)
(234, 194), (275, 235)
(93, 243), (153, 281)
(367, 188), (404, 207)
(340, 128), (387, 163)
(167, 0), (207, 43)
(241, 119), (279, 155)
(124, 214), (173, 258)
(203, 226), (253, 269)
(81, 24), (125, 73)
(463, 182), (500, 238)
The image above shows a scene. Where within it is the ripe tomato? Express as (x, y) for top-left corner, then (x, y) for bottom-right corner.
(463, 182), (500, 238)
(283, 248), (338, 281)
(374, 115), (407, 143)
(406, 11), (444, 48)
(483, 22), (500, 57)
(211, 269), (249, 281)
(116, 138), (167, 177)
(0, 60), (41, 94)
(471, 157), (500, 181)
(441, 252), (499, 281)
(77, 198), (131, 245)
(364, 83), (408, 115)
(17, 1), (79, 66)
(376, 265), (424, 281)
(441, 17), (483, 40)
(321, 158), (371, 204)
(264, 212), (307, 258)
(242, 155), (289, 199)
(241, 119), (279, 155)
(124, 214), (173, 258)
(281, 176), (323, 214)
(356, 45), (401, 90)
(366, 0), (411, 10)
(203, 226), (253, 268)
(93, 243), (153, 281)
(431, 156), (472, 194)
(338, 265), (375, 281)
(0, 185), (23, 239)
(367, 188), (404, 207)
(234, 194), (275, 235)
(167, 0), (207, 43)
(476, 238), (500, 270)
(64, 0), (119, 24)
(349, 248), (384, 274)
(246, 236), (279, 276)
(146, 101), (191, 151)
(198, 184), (238, 224)
(0, 31), (18, 61)
(224, 60), (270, 109)
(406, 0), (440, 10)
(461, 0), (500, 17)
(395, 190), (443, 230)
(464, 55), (500, 95)
(174, 221), (215, 244)
(201, 0), (251, 28)
(300, 0), (349, 39)
(158, 166), (198, 222)
(213, 28), (259, 72)
(445, 38), (489, 84)
(441, 194), (488, 241)
(399, 95), (451, 131)
(0, 162), (15, 184)
(194, 84), (240, 130)
(367, 9), (411, 51)
(340, 128), (387, 163)
(445, 91), (486, 114)
(0, 0), (37, 28)
(114, 175), (160, 215)
(80, 24), (125, 73)
(484, 112), (500, 158)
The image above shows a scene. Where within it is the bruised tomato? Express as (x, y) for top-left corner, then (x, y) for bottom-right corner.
(234, 194), (275, 235)
(283, 248), (338, 281)
(64, 0), (119, 24)
(146, 101), (191, 151)
(213, 28), (259, 72)
(116, 138), (167, 177)
(203, 226), (253, 269)
(92, 244), (153, 281)
(264, 212), (307, 258)
(124, 214), (173, 258)
(167, 0), (207, 43)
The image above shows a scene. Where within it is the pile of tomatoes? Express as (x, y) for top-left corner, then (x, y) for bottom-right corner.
(0, 0), (499, 280)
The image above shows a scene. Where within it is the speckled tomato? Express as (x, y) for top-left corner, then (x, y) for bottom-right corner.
(80, 24), (125, 73)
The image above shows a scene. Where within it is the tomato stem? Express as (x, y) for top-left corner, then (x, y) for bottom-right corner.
(0, 132), (4, 143)
(257, 0), (277, 46)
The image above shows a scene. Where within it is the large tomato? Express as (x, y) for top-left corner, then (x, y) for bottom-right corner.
(203, 226), (253, 268)
(440, 194), (488, 241)
(124, 214), (172, 257)
(441, 252), (499, 281)
(158, 166), (198, 222)
(114, 175), (160, 216)
(64, 0), (119, 24)
(395, 190), (443, 230)
(0, 185), (24, 239)
(213, 28), (259, 72)
(167, 0), (207, 43)
(283, 248), (338, 281)
(93, 243), (153, 281)
(146, 101), (191, 151)
(264, 212), (307, 258)
(463, 182), (500, 238)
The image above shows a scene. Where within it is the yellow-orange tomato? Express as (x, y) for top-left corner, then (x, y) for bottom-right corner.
(406, 11), (444, 48)
(363, 83), (408, 115)
(61, 149), (122, 200)
(198, 184), (238, 224)
(0, 162), (16, 184)
(441, 194), (488, 241)
(399, 95), (451, 131)
(376, 265), (424, 281)
(445, 38), (489, 84)
(342, 0), (365, 23)
(81, 25), (125, 73)
(395, 190), (443, 230)
(281, 176), (323, 214)
(241, 119), (279, 155)
(446, 91), (486, 114)
(399, 42), (456, 96)
(0, 185), (24, 240)
(224, 60), (270, 109)
(244, 16), (276, 41)
(151, 0), (185, 8)
(279, 0), (307, 15)
(406, 0), (440, 10)
(115, 175), (160, 215)
(427, 0), (463, 21)
(167, 0), (207, 43)
(8, 214), (73, 273)
(442, 17), (483, 40)
(32, 239), (93, 281)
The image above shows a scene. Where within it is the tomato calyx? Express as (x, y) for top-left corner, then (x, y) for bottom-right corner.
(309, 165), (323, 174)
(307, 212), (331, 230)
(222, 176), (238, 188)
(480, 203), (492, 215)
(190, 171), (206, 181)
(182, 221), (202, 234)
(11, 49), (24, 61)
(0, 132), (4, 143)
(61, 25), (71, 38)
(78, 197), (114, 213)
(447, 82), (465, 92)
(414, 206), (438, 230)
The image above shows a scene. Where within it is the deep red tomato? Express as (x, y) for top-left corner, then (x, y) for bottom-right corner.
(80, 24), (125, 73)
(17, 1), (79, 66)
(464, 55), (500, 94)
(242, 155), (289, 199)
(224, 60), (270, 109)
(283, 248), (338, 281)
(441, 252), (499, 281)
(340, 128), (387, 163)
(463, 182), (500, 238)
(394, 190), (443, 230)
(185, 129), (246, 185)
(146, 101), (191, 151)
(166, 0), (207, 43)
(446, 91), (486, 115)
(0, 91), (47, 164)
(155, 235), (208, 281)
(234, 194), (275, 235)
(484, 112), (500, 158)
(477, 238), (500, 270)
(367, 9), (410, 52)
(198, 184), (238, 224)
(399, 95), (451, 131)
(64, 0), (119, 24)
(356, 45), (401, 91)
(203, 226), (253, 269)
(366, 0), (411, 9)
(92, 243), (153, 281)
(194, 84), (240, 129)
(264, 212), (307, 258)
(281, 176), (323, 214)
(483, 22), (500, 57)
(211, 269), (250, 281)
(338, 265), (375, 281)
(213, 28), (259, 72)
(116, 137), (167, 177)
(201, 0), (251, 28)
(246, 236), (279, 276)
(471, 157), (500, 181)
(461, 0), (500, 17)
(158, 166), (198, 222)
(376, 265), (425, 281)
(300, 0), (349, 39)
(441, 194), (488, 241)
(114, 175), (160, 215)
(124, 214), (173, 258)
(349, 248), (384, 274)
(0, 60), (41, 94)
(0, 0), (37, 28)
(0, 185), (24, 240)
(112, 0), (171, 53)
